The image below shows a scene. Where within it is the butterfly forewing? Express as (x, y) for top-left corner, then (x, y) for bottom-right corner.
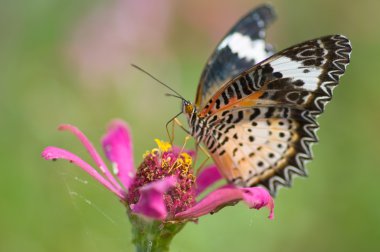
(195, 35), (351, 196)
(195, 4), (276, 109)
(200, 35), (351, 117)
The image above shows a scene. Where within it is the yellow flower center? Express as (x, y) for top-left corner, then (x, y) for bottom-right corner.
(154, 139), (172, 152)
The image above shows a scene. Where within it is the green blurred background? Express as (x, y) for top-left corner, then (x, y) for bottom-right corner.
(1, 0), (379, 251)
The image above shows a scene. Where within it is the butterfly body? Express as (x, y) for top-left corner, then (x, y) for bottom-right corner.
(184, 5), (351, 196)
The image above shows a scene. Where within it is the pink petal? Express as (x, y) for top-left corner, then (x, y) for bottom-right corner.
(130, 177), (176, 220)
(102, 120), (135, 189)
(42, 146), (126, 200)
(175, 186), (274, 220)
(241, 187), (274, 220)
(59, 124), (123, 192)
(195, 164), (223, 195)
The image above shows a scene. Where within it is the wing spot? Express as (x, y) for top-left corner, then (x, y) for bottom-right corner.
(250, 108), (260, 120)
(273, 72), (283, 78)
(226, 114), (234, 123)
(215, 99), (221, 109)
(294, 80), (304, 86)
(232, 82), (243, 99)
(238, 158), (246, 164)
(301, 91), (309, 96)
(232, 148), (238, 157)
(265, 107), (275, 118)
(221, 111), (229, 116)
(279, 132), (285, 138)
(224, 125), (235, 134)
(262, 64), (274, 74)
(249, 136), (255, 142)
(287, 92), (300, 101)
(268, 153), (275, 158)
(221, 92), (229, 105)
(257, 161), (264, 167)
(221, 136), (229, 146)
(227, 86), (234, 98)
(233, 111), (244, 123)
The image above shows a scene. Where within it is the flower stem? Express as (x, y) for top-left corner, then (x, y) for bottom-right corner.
(128, 212), (185, 252)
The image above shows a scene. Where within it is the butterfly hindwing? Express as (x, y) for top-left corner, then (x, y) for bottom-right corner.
(195, 4), (276, 108)
(201, 106), (317, 195)
(197, 35), (351, 195)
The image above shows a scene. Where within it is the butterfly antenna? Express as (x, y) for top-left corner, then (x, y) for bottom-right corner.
(131, 64), (186, 100)
(165, 93), (185, 101)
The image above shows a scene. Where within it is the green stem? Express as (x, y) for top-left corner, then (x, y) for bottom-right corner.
(128, 212), (185, 252)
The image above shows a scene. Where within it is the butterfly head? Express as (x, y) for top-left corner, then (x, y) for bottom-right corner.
(182, 100), (196, 116)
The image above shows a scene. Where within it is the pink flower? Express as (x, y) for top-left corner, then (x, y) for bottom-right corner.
(41, 119), (274, 221)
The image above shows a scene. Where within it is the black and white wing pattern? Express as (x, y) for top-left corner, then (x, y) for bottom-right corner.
(195, 4), (276, 108)
(193, 35), (351, 196)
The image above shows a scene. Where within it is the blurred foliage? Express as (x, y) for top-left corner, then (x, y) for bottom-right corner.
(1, 0), (380, 251)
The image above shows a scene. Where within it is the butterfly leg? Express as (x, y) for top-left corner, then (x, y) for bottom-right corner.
(168, 119), (175, 145)
(168, 134), (192, 173)
(173, 118), (190, 132)
(169, 118), (211, 174)
(170, 118), (190, 140)
(165, 112), (187, 144)
(194, 142), (211, 176)
(170, 118), (210, 172)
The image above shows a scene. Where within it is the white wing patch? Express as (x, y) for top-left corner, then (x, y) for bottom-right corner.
(218, 32), (270, 61)
(270, 56), (325, 92)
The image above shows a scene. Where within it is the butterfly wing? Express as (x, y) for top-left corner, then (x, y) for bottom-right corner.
(195, 4), (276, 109)
(199, 35), (351, 195)
(200, 35), (351, 117)
(203, 107), (316, 196)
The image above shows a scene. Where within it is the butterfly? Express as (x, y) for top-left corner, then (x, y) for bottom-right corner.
(180, 4), (351, 196)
